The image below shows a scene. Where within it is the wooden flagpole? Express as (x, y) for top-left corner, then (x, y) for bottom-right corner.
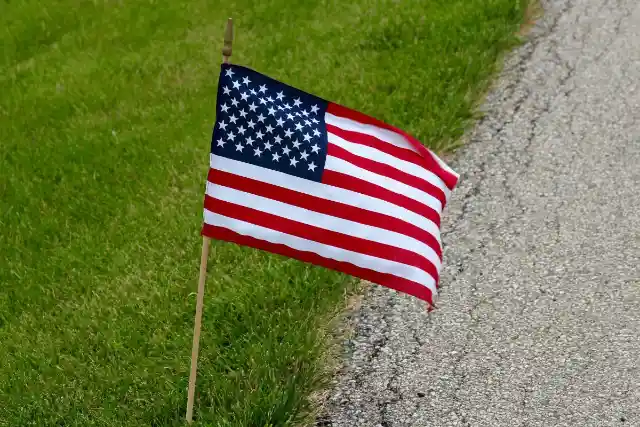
(222, 18), (233, 63)
(185, 17), (233, 425)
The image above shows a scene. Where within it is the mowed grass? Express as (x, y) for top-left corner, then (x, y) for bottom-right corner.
(0, 0), (526, 425)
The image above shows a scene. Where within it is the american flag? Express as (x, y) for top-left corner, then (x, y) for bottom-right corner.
(202, 63), (459, 306)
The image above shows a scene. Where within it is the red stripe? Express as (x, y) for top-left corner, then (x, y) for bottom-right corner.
(327, 123), (426, 169)
(322, 170), (441, 228)
(327, 143), (447, 208)
(326, 124), (450, 209)
(203, 196), (440, 284)
(326, 102), (459, 190)
(201, 223), (434, 305)
(207, 168), (442, 259)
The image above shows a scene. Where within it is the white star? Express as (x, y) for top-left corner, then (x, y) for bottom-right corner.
(248, 102), (258, 112)
(276, 91), (285, 101)
(286, 113), (295, 121)
(247, 119), (256, 129)
(246, 136), (255, 146)
(250, 88), (257, 96)
(277, 105), (285, 111)
(282, 146), (291, 156)
(220, 103), (230, 113)
(264, 141), (273, 151)
(289, 157), (299, 167)
(304, 119), (311, 126)
(225, 69), (234, 78)
(274, 135), (283, 144)
(302, 110), (309, 117)
(311, 143), (320, 154)
(295, 122), (303, 131)
(310, 105), (319, 114)
(293, 98), (302, 107)
(229, 114), (238, 124)
(240, 92), (249, 101)
(300, 150), (309, 160)
(223, 86), (231, 95)
(235, 142), (243, 152)
(284, 128), (293, 138)
(237, 125), (246, 135)
(258, 84), (267, 93)
(216, 138), (225, 147)
(218, 120), (227, 130)
(275, 117), (285, 127)
(272, 152), (281, 162)
(313, 128), (321, 137)
(307, 162), (317, 172)
(253, 147), (263, 157)
(226, 131), (236, 141)
(267, 106), (277, 116)
(239, 109), (248, 118)
(303, 133), (312, 142)
(265, 124), (274, 133)
(259, 98), (267, 105)
(284, 103), (292, 110)
(256, 130), (265, 140)
(230, 98), (239, 107)
(266, 96), (274, 103)
(257, 113), (266, 123)
(292, 139), (301, 149)
(242, 76), (251, 85)
(232, 80), (241, 90)
(311, 118), (319, 124)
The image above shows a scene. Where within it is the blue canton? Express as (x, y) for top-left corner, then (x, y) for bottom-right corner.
(211, 64), (329, 182)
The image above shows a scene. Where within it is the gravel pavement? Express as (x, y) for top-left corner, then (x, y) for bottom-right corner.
(321, 0), (640, 426)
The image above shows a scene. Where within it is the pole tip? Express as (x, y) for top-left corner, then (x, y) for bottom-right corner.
(222, 18), (233, 61)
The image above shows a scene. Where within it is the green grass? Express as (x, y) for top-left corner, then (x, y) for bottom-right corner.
(0, 0), (527, 425)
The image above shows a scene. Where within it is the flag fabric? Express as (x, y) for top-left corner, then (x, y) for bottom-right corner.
(201, 63), (459, 306)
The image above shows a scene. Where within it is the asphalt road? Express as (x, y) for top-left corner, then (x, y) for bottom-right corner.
(321, 0), (640, 426)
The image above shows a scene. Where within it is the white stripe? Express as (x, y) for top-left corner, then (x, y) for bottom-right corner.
(429, 150), (460, 180)
(210, 154), (442, 244)
(325, 112), (418, 153)
(206, 182), (442, 272)
(203, 209), (438, 294)
(326, 111), (460, 186)
(324, 155), (443, 214)
(327, 132), (452, 201)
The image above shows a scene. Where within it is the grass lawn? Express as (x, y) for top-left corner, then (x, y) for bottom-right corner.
(0, 0), (527, 425)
